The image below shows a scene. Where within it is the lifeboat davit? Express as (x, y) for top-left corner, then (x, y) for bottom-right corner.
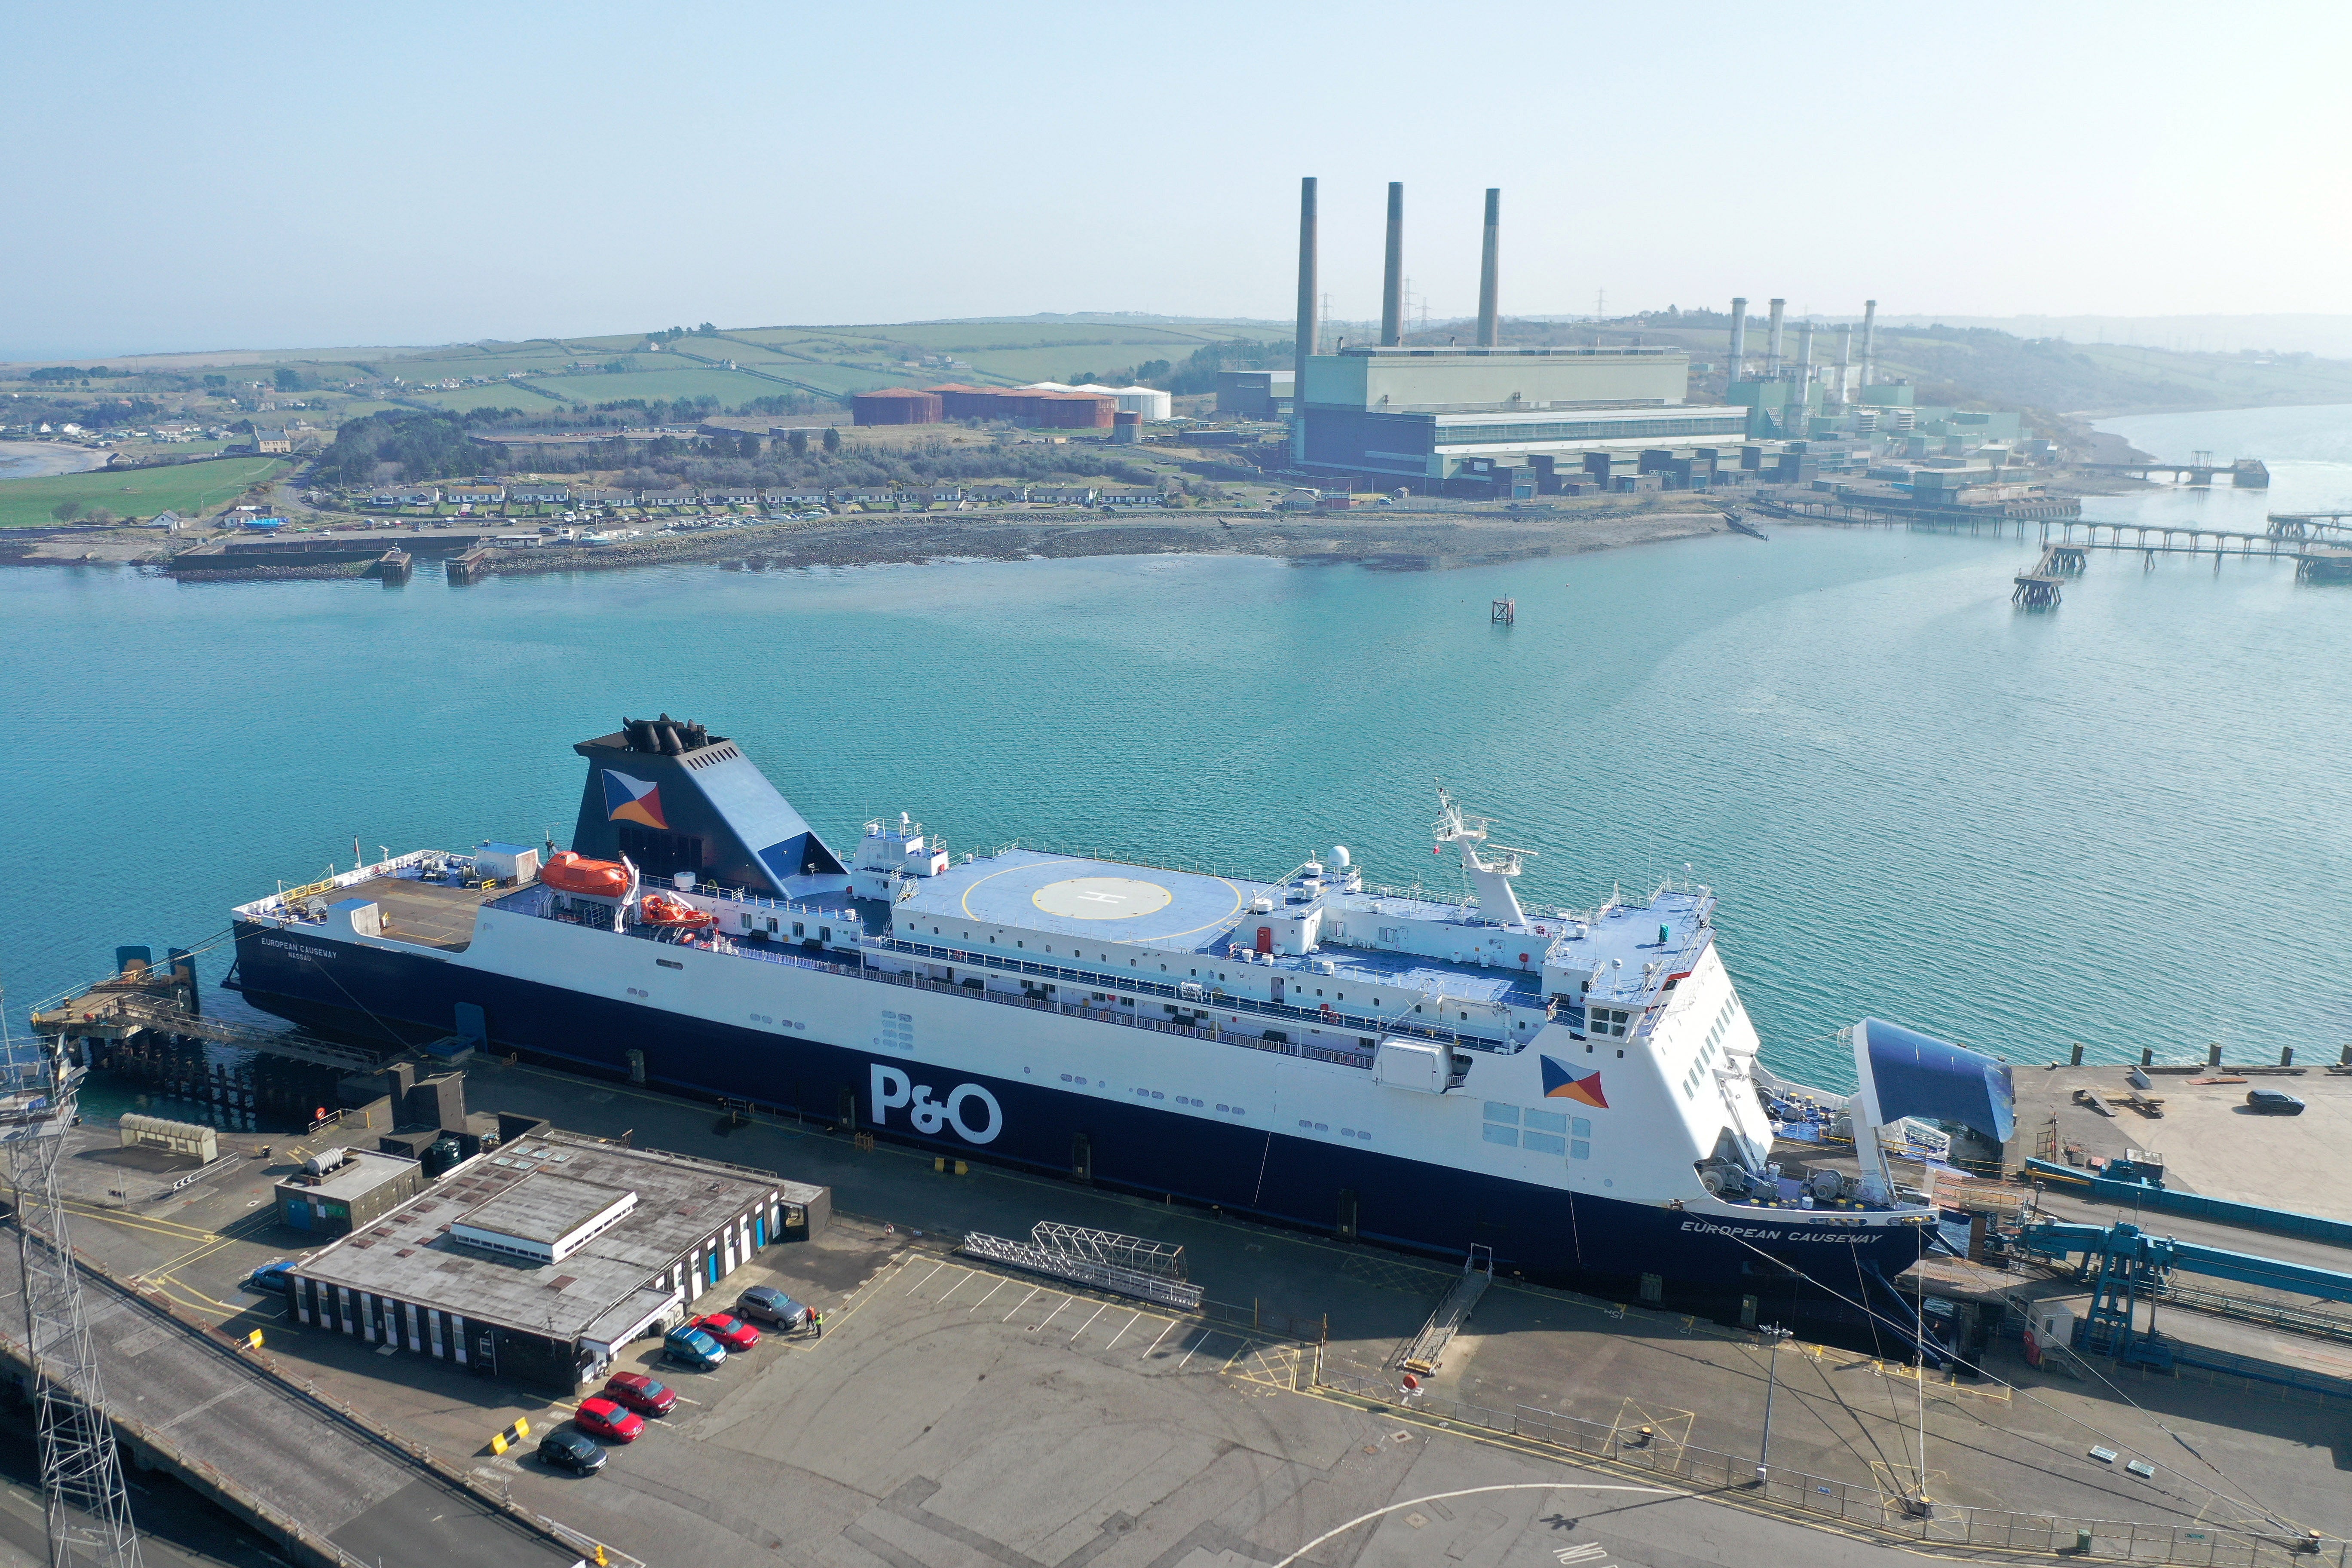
(637, 892), (717, 929)
(540, 851), (630, 898)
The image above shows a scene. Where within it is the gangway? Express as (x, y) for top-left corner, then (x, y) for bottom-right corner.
(959, 1222), (1202, 1311)
(1398, 1245), (1493, 1375)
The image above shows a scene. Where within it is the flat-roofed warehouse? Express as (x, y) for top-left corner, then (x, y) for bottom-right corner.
(289, 1130), (829, 1391)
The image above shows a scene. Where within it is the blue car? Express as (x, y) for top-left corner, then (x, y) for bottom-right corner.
(662, 1326), (726, 1372)
(247, 1260), (298, 1295)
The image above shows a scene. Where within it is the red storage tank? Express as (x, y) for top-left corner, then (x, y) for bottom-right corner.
(851, 388), (943, 426)
(926, 385), (1004, 420)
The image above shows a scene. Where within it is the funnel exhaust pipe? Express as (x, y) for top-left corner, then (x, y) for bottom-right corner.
(1766, 298), (1785, 377)
(1293, 176), (1316, 459)
(1381, 182), (1405, 346)
(1476, 188), (1500, 347)
(1727, 297), (1748, 381)
(1860, 299), (1878, 387)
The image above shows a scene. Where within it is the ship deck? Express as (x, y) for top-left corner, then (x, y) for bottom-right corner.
(315, 873), (502, 950)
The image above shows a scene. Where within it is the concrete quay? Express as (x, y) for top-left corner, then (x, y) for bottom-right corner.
(46, 1054), (2352, 1568)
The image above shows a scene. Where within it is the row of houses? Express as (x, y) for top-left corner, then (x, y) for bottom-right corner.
(362, 483), (1160, 508)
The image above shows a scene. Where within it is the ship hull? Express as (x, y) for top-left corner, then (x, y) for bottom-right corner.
(230, 919), (1926, 1310)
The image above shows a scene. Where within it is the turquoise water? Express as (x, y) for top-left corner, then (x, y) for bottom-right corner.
(4, 405), (2349, 1093)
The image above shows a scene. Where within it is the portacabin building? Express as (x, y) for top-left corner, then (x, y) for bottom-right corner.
(288, 1130), (830, 1392)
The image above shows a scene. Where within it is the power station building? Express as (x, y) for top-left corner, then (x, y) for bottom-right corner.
(1297, 345), (1745, 490)
(1283, 178), (1741, 496)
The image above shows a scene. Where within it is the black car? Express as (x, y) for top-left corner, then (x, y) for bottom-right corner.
(539, 1430), (607, 1476)
(2246, 1088), (2306, 1115)
(736, 1285), (809, 1330)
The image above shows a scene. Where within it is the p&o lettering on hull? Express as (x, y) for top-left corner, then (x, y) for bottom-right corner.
(871, 1064), (1002, 1144)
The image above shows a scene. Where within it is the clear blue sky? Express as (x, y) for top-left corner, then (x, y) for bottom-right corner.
(7, 0), (2349, 358)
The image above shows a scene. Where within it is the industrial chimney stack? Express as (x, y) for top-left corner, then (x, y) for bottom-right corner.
(1860, 299), (1878, 387)
(1476, 188), (1501, 347)
(1292, 177), (1317, 460)
(1834, 324), (1853, 407)
(1765, 298), (1785, 377)
(1381, 182), (1405, 347)
(1727, 297), (1748, 382)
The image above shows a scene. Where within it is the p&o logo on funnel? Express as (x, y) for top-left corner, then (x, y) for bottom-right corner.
(1540, 1055), (1608, 1109)
(602, 770), (669, 830)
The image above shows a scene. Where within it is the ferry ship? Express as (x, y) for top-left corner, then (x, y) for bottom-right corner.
(227, 718), (2011, 1313)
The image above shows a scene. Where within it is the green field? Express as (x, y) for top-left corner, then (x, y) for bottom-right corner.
(0, 455), (290, 528)
(533, 366), (820, 405)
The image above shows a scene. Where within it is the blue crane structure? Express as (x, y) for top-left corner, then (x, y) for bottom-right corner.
(2014, 1219), (2352, 1369)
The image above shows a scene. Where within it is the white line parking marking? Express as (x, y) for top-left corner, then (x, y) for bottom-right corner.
(1032, 1297), (1072, 1334)
(1101, 1311), (1142, 1351)
(1174, 1330), (1214, 1370)
(1139, 1320), (1177, 1359)
(934, 1270), (972, 1305)
(1067, 1302), (1108, 1343)
(968, 1280), (1008, 1314)
(1002, 1286), (1042, 1322)
(904, 1262), (946, 1295)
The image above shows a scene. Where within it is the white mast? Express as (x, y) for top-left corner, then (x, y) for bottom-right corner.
(1432, 784), (1532, 930)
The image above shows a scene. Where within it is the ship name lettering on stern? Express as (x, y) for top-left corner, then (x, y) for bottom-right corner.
(871, 1064), (1003, 1144)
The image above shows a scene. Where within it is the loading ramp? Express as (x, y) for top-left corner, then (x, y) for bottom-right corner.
(1398, 1245), (1493, 1375)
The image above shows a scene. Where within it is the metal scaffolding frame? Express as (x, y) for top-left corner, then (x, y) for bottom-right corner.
(2, 997), (143, 1568)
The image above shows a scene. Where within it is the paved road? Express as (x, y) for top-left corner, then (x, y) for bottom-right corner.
(0, 1240), (578, 1568)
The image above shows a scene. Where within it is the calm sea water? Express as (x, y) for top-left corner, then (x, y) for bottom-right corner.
(3, 404), (2348, 1104)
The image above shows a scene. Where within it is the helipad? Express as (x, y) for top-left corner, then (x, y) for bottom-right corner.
(901, 849), (1258, 949)
(1031, 876), (1172, 920)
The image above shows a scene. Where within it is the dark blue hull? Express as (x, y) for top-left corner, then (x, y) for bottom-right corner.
(230, 922), (1929, 1323)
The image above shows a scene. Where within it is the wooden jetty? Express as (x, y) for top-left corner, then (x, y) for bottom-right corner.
(2038, 518), (2306, 560)
(1752, 492), (2077, 530)
(2265, 512), (2352, 542)
(2073, 453), (2269, 487)
(1724, 511), (1769, 540)
(1490, 597), (1515, 625)
(369, 547), (412, 585)
(2297, 545), (2352, 584)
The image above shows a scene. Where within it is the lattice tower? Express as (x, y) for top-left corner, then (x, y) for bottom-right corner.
(1, 996), (142, 1568)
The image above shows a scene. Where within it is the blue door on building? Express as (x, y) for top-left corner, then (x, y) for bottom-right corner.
(754, 1216), (766, 1248)
(707, 1252), (719, 1286)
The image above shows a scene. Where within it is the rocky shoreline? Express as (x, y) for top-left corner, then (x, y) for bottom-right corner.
(4, 501), (1742, 582)
(478, 502), (1734, 579)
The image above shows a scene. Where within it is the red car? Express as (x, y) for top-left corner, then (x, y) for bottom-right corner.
(690, 1312), (760, 1352)
(573, 1396), (645, 1444)
(601, 1372), (678, 1418)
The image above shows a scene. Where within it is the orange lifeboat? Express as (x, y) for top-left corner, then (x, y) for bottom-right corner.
(637, 892), (716, 929)
(540, 851), (630, 898)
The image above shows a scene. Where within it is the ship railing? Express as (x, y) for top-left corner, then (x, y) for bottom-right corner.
(234, 848), (459, 919)
(863, 967), (1376, 1069)
(864, 935), (1520, 1056)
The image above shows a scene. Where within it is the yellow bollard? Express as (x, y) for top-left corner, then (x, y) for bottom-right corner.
(514, 1415), (530, 1438)
(490, 1432), (508, 1456)
(246, 1329), (264, 1349)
